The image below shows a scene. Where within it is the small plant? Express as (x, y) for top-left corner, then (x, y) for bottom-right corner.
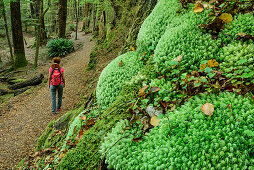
(46, 38), (74, 58)
(68, 24), (76, 32)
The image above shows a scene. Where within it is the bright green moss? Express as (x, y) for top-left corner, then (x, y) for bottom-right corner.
(100, 92), (254, 169)
(136, 0), (181, 54)
(36, 121), (55, 151)
(154, 11), (221, 73)
(96, 52), (143, 108)
(220, 43), (254, 72)
(219, 13), (254, 45)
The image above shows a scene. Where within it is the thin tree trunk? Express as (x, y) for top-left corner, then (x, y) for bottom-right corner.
(34, 0), (50, 68)
(109, 0), (120, 27)
(82, 3), (89, 31)
(10, 0), (28, 68)
(92, 4), (96, 32)
(75, 0), (79, 40)
(0, 0), (14, 68)
(58, 0), (67, 38)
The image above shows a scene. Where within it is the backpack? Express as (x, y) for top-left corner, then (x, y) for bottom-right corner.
(50, 67), (62, 86)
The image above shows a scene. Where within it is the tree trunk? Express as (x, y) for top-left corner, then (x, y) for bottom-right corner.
(99, 11), (106, 39)
(121, 0), (158, 53)
(0, 0), (14, 68)
(8, 74), (44, 90)
(75, 0), (79, 40)
(10, 0), (28, 68)
(92, 3), (96, 32)
(109, 0), (120, 27)
(58, 0), (67, 38)
(34, 0), (50, 68)
(82, 3), (89, 31)
(40, 1), (48, 42)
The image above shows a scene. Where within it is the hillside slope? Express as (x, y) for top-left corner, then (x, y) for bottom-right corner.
(18, 0), (254, 169)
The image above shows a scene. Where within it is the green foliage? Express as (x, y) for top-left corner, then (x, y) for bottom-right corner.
(96, 52), (143, 108)
(136, 0), (181, 55)
(58, 104), (131, 169)
(68, 24), (76, 32)
(100, 92), (254, 169)
(219, 13), (254, 45)
(220, 43), (254, 72)
(46, 38), (74, 58)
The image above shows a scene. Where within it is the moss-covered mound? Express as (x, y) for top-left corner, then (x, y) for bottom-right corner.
(219, 13), (254, 45)
(154, 12), (222, 73)
(136, 0), (181, 54)
(100, 92), (254, 169)
(220, 43), (254, 72)
(96, 51), (143, 108)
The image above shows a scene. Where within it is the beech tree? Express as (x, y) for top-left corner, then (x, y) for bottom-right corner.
(58, 0), (67, 38)
(10, 0), (28, 68)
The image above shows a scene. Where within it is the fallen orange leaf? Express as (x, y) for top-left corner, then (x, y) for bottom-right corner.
(194, 2), (204, 13)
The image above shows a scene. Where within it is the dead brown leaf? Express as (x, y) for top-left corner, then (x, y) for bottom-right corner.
(132, 136), (142, 142)
(139, 85), (149, 97)
(79, 129), (84, 139)
(194, 2), (204, 13)
(118, 60), (123, 67)
(86, 118), (95, 126)
(79, 115), (87, 121)
(59, 153), (66, 159)
(236, 33), (254, 41)
(150, 116), (160, 127)
(160, 100), (168, 108)
(150, 87), (160, 93)
(201, 103), (214, 116)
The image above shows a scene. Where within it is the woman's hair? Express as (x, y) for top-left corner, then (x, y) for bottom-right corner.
(51, 57), (61, 69)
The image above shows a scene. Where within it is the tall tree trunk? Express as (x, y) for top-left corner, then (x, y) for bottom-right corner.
(109, 0), (120, 27)
(34, 0), (50, 68)
(0, 0), (14, 68)
(82, 3), (89, 31)
(58, 0), (67, 38)
(92, 3), (97, 33)
(75, 0), (79, 40)
(40, 1), (47, 42)
(30, 0), (47, 42)
(121, 0), (158, 54)
(10, 0), (28, 68)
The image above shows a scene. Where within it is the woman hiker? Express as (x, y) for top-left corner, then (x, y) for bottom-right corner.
(48, 57), (65, 115)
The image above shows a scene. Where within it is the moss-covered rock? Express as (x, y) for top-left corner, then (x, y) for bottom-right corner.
(100, 92), (254, 169)
(219, 13), (254, 45)
(220, 43), (254, 72)
(96, 51), (143, 108)
(136, 0), (181, 54)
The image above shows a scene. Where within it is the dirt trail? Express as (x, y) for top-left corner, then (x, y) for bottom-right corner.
(0, 33), (95, 169)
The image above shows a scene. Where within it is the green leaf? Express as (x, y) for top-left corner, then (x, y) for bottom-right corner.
(168, 60), (179, 66)
(194, 82), (201, 87)
(207, 73), (216, 78)
(181, 73), (187, 80)
(157, 114), (165, 119)
(201, 77), (208, 83)
(237, 59), (246, 65)
(204, 67), (213, 73)
(244, 130), (254, 137)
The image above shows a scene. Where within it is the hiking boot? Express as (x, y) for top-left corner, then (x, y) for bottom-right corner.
(57, 108), (61, 112)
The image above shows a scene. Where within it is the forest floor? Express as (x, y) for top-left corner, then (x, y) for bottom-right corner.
(0, 32), (95, 169)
